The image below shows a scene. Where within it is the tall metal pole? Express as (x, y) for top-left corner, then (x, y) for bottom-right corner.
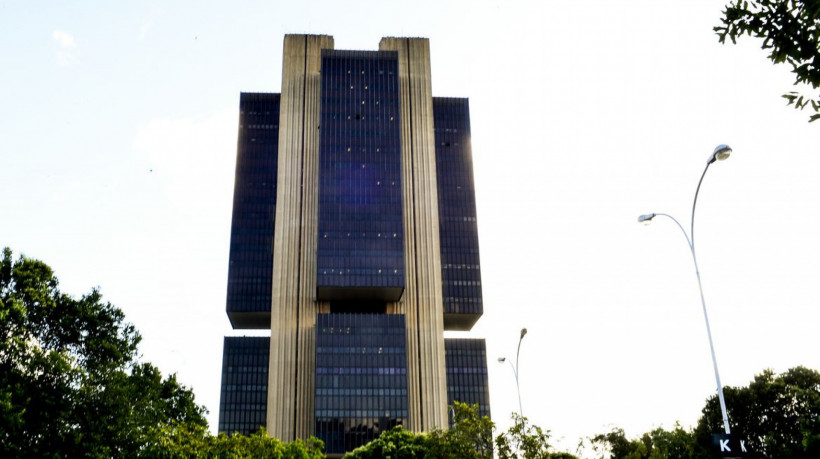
(638, 145), (733, 435)
(505, 359), (522, 417)
(499, 327), (527, 417)
(648, 211), (731, 435)
(691, 160), (731, 435)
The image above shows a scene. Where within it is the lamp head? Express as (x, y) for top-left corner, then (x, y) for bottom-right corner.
(708, 144), (732, 164)
(497, 357), (507, 363)
(520, 328), (528, 339)
(638, 213), (656, 224)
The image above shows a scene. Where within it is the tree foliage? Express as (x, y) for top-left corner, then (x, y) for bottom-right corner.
(640, 424), (704, 459)
(342, 426), (430, 459)
(427, 401), (495, 459)
(714, 0), (820, 121)
(585, 425), (708, 459)
(344, 403), (577, 459)
(495, 412), (554, 459)
(587, 367), (820, 458)
(146, 425), (326, 459)
(586, 427), (647, 459)
(0, 248), (207, 457)
(342, 401), (494, 459)
(696, 366), (820, 458)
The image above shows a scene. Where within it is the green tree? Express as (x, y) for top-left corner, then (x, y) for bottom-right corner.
(147, 425), (326, 459)
(641, 424), (704, 459)
(696, 366), (820, 458)
(430, 401), (494, 458)
(582, 367), (820, 458)
(0, 248), (207, 457)
(585, 425), (707, 459)
(343, 426), (430, 459)
(495, 412), (553, 459)
(586, 428), (648, 459)
(343, 402), (494, 459)
(493, 411), (578, 458)
(345, 404), (576, 459)
(714, 0), (820, 121)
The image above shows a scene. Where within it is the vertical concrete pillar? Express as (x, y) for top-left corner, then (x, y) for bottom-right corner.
(379, 37), (447, 432)
(267, 33), (333, 442)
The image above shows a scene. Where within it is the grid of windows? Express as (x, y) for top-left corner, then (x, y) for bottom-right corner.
(315, 313), (408, 454)
(445, 338), (491, 420)
(434, 98), (483, 330)
(226, 93), (280, 328)
(220, 38), (491, 447)
(218, 336), (269, 434)
(317, 50), (405, 302)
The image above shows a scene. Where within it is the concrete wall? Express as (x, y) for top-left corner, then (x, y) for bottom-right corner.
(267, 34), (447, 441)
(267, 34), (333, 441)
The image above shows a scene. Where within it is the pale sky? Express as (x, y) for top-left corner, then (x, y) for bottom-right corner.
(3, 0), (820, 455)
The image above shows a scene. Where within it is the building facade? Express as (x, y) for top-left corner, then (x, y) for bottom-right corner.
(219, 35), (489, 455)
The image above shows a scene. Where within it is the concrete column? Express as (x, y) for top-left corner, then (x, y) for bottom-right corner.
(268, 33), (333, 442)
(379, 36), (447, 432)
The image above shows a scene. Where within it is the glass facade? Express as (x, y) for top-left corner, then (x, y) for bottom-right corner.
(219, 37), (491, 452)
(444, 338), (491, 419)
(226, 93), (280, 329)
(317, 50), (405, 302)
(218, 336), (270, 434)
(315, 313), (408, 454)
(434, 98), (484, 330)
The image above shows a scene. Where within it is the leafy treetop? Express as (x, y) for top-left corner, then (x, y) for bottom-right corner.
(715, 0), (820, 121)
(0, 247), (206, 457)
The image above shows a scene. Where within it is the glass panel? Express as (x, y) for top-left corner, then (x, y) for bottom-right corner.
(315, 313), (408, 454)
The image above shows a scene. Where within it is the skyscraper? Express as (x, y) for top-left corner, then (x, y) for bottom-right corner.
(219, 35), (489, 454)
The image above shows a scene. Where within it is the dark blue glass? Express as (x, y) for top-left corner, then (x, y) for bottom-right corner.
(226, 93), (280, 328)
(315, 313), (408, 454)
(444, 338), (491, 421)
(218, 336), (270, 434)
(317, 50), (405, 302)
(434, 98), (484, 329)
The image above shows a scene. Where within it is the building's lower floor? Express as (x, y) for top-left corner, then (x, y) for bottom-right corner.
(218, 313), (490, 455)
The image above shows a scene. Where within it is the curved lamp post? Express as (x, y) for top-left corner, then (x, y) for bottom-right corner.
(638, 144), (733, 435)
(498, 327), (528, 416)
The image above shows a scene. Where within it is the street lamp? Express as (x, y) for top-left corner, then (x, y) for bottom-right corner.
(498, 327), (527, 416)
(638, 144), (733, 435)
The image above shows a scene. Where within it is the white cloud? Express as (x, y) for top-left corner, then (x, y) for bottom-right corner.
(52, 30), (78, 66)
(139, 21), (154, 40)
(52, 30), (75, 48)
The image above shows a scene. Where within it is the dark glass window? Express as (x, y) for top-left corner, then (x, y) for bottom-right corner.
(434, 98), (484, 330)
(226, 93), (280, 328)
(315, 313), (408, 454)
(444, 338), (491, 422)
(218, 336), (270, 434)
(316, 50), (405, 302)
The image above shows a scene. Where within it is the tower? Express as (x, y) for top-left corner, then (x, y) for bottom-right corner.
(219, 35), (489, 455)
